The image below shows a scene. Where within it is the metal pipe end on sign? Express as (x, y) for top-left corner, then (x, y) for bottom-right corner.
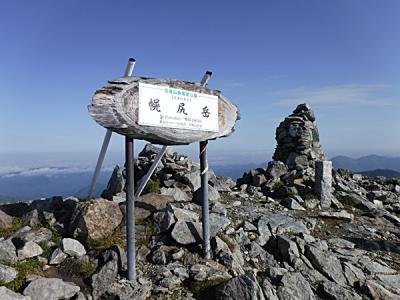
(200, 71), (212, 87)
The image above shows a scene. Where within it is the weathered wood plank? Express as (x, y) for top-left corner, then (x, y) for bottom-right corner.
(88, 76), (240, 145)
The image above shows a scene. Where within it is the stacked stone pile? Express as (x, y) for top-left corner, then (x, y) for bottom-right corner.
(102, 143), (235, 205)
(273, 103), (325, 173)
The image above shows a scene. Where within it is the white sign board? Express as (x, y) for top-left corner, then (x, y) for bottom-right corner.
(138, 82), (219, 132)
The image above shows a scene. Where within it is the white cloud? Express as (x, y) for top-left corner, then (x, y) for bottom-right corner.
(273, 84), (398, 107)
(1, 166), (114, 178)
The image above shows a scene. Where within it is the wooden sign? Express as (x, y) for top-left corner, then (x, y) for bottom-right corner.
(88, 76), (240, 145)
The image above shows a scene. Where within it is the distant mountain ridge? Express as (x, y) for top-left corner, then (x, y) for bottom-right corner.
(359, 169), (400, 178)
(331, 155), (400, 172)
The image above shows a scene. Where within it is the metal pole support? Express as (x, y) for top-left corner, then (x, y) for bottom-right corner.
(199, 70), (212, 259)
(200, 140), (211, 259)
(125, 136), (136, 281)
(87, 58), (136, 200)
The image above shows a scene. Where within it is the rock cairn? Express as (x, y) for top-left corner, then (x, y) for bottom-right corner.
(273, 103), (325, 174)
(237, 103), (337, 209)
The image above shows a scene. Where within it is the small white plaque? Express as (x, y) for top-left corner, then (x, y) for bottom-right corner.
(138, 82), (219, 132)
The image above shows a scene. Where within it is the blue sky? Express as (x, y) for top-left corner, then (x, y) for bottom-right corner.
(1, 0), (399, 171)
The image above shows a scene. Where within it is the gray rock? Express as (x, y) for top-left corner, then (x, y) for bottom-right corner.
(277, 272), (316, 300)
(212, 176), (235, 192)
(208, 273), (265, 300)
(258, 212), (309, 236)
(22, 210), (40, 228)
(0, 239), (17, 262)
(277, 235), (300, 265)
(280, 197), (305, 211)
(0, 286), (30, 300)
(169, 205), (199, 222)
(328, 238), (356, 249)
(343, 262), (365, 287)
(23, 277), (80, 300)
(260, 278), (279, 300)
(210, 213), (231, 232)
(91, 248), (119, 299)
(193, 184), (221, 203)
(266, 161), (288, 180)
(49, 248), (67, 265)
(315, 160), (333, 208)
(61, 238), (86, 258)
(160, 187), (191, 202)
(358, 258), (397, 275)
(16, 227), (52, 244)
(305, 245), (347, 285)
(107, 279), (152, 300)
(0, 263), (18, 283)
(173, 267), (189, 280)
(243, 221), (257, 232)
(181, 171), (201, 192)
(361, 280), (400, 300)
(318, 210), (354, 221)
(17, 241), (43, 260)
(101, 165), (125, 199)
(375, 274), (400, 293)
(0, 210), (13, 229)
(153, 208), (176, 233)
(252, 174), (267, 187)
(320, 281), (362, 300)
(171, 220), (219, 245)
(71, 199), (123, 242)
(151, 248), (167, 265)
(139, 143), (161, 157)
(158, 275), (181, 289)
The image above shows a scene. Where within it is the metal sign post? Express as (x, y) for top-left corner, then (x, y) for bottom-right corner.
(125, 136), (136, 281)
(87, 58), (136, 200)
(198, 71), (212, 259)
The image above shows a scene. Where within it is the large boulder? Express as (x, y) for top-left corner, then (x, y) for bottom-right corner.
(0, 286), (30, 300)
(23, 277), (80, 300)
(0, 239), (17, 262)
(0, 264), (18, 283)
(0, 210), (13, 229)
(71, 199), (123, 242)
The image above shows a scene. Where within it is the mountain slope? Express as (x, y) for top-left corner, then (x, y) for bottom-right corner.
(331, 155), (400, 172)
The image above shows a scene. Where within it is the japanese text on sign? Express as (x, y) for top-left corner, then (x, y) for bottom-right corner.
(138, 82), (219, 132)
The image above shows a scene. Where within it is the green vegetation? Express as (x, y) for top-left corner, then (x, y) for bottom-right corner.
(191, 277), (230, 297)
(144, 179), (161, 194)
(304, 193), (318, 200)
(39, 241), (53, 260)
(90, 231), (124, 250)
(384, 178), (400, 185)
(338, 194), (361, 207)
(0, 259), (44, 292)
(0, 217), (23, 239)
(272, 180), (284, 190)
(78, 260), (96, 278)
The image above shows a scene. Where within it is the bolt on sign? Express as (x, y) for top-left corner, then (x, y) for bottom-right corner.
(139, 82), (219, 132)
(88, 77), (239, 145)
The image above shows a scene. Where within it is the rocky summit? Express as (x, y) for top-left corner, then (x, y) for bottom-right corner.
(0, 103), (400, 300)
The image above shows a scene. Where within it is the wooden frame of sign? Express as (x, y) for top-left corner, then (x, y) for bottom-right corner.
(88, 76), (240, 144)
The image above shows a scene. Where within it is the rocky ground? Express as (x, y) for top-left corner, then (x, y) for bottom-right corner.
(0, 104), (399, 300)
